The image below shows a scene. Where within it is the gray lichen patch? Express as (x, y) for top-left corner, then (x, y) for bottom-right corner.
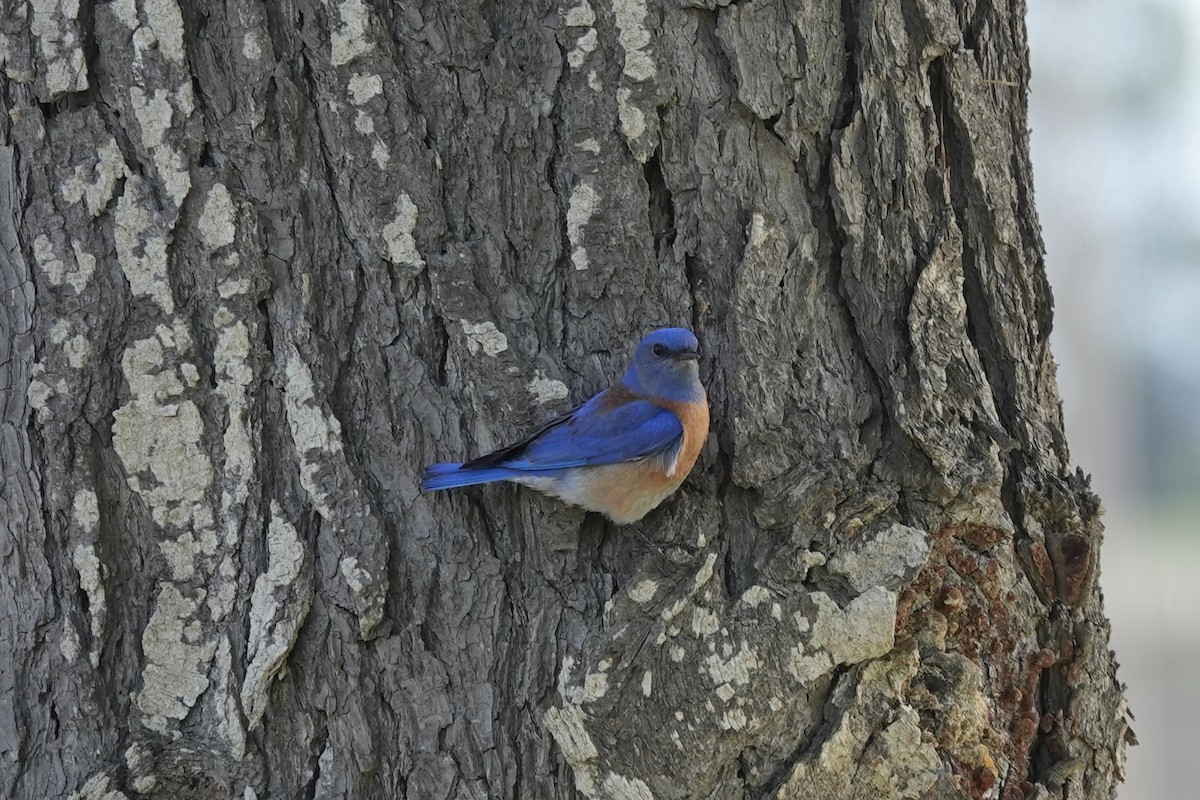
(526, 371), (570, 404)
(281, 342), (388, 637)
(95, 0), (195, 216)
(547, 536), (914, 798)
(337, 557), (386, 636)
(565, 11), (598, 70)
(198, 183), (236, 250)
(458, 320), (510, 358)
(128, 85), (192, 208)
(612, 0), (659, 160)
(43, 317), (92, 369)
(775, 648), (944, 800)
(825, 523), (932, 594)
(213, 309), (255, 552)
(158, 529), (219, 581)
(347, 73), (382, 105)
(564, 0), (596, 27)
(613, 0), (655, 81)
(108, 319), (239, 734)
(72, 488), (99, 530)
(382, 194), (425, 271)
(63, 334), (91, 368)
(627, 578), (659, 605)
(72, 543), (107, 668)
(302, 2), (445, 292)
(283, 344), (345, 517)
(544, 705), (600, 791)
(59, 137), (126, 218)
(26, 371), (55, 422)
(114, 178), (176, 313)
(30, 0), (89, 99)
(600, 772), (654, 800)
(703, 641), (759, 691)
(242, 506), (313, 728)
(68, 774), (130, 800)
(112, 333), (213, 528)
(113, 0), (186, 63)
(567, 182), (599, 271)
(135, 583), (219, 733)
(213, 635), (247, 759)
(326, 0), (375, 66)
(121, 741), (158, 795)
(33, 230), (98, 294)
(788, 588), (897, 683)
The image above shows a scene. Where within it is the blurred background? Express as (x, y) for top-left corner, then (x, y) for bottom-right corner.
(1028, 1), (1200, 797)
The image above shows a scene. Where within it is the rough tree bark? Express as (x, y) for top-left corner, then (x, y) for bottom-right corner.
(1, 0), (1131, 798)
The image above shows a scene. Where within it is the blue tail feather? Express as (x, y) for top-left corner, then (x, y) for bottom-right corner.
(423, 462), (464, 477)
(421, 463), (515, 491)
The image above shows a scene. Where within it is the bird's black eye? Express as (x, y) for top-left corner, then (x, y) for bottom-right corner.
(652, 344), (666, 357)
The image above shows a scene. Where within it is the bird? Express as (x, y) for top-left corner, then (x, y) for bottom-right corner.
(422, 327), (709, 523)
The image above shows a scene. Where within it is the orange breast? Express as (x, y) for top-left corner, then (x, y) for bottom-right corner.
(577, 462), (682, 523)
(562, 392), (710, 524)
(656, 395), (709, 481)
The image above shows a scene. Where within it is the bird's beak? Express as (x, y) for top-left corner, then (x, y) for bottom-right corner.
(678, 349), (700, 361)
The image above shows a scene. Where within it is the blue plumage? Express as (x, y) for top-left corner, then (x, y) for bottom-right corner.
(421, 327), (708, 522)
(504, 398), (682, 469)
(420, 397), (682, 488)
(421, 464), (524, 490)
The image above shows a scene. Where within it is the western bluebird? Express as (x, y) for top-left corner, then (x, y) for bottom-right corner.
(422, 328), (709, 523)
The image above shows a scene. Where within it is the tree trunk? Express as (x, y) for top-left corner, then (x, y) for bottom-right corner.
(1, 0), (1131, 798)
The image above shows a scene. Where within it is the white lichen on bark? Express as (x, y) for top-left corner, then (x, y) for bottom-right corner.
(198, 183), (237, 250)
(347, 73), (383, 105)
(611, 0), (655, 81)
(567, 182), (599, 271)
(128, 85), (191, 208)
(325, 0), (374, 66)
(825, 523), (931, 593)
(284, 344), (345, 517)
(71, 543), (107, 668)
(135, 583), (218, 733)
(242, 506), (312, 728)
(458, 320), (510, 357)
(281, 343), (386, 636)
(60, 137), (126, 218)
(547, 525), (920, 798)
(69, 774), (129, 800)
(214, 635), (248, 759)
(112, 331), (212, 528)
(30, 0), (88, 97)
(564, 1), (598, 70)
(383, 194), (425, 269)
(114, 179), (175, 313)
(775, 648), (943, 799)
(526, 371), (570, 403)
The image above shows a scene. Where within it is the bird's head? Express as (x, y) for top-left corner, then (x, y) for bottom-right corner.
(622, 328), (704, 403)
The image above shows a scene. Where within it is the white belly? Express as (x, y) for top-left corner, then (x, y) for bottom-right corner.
(512, 465), (679, 524)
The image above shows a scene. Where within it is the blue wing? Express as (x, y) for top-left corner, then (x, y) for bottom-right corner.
(502, 396), (683, 471)
(422, 388), (683, 491)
